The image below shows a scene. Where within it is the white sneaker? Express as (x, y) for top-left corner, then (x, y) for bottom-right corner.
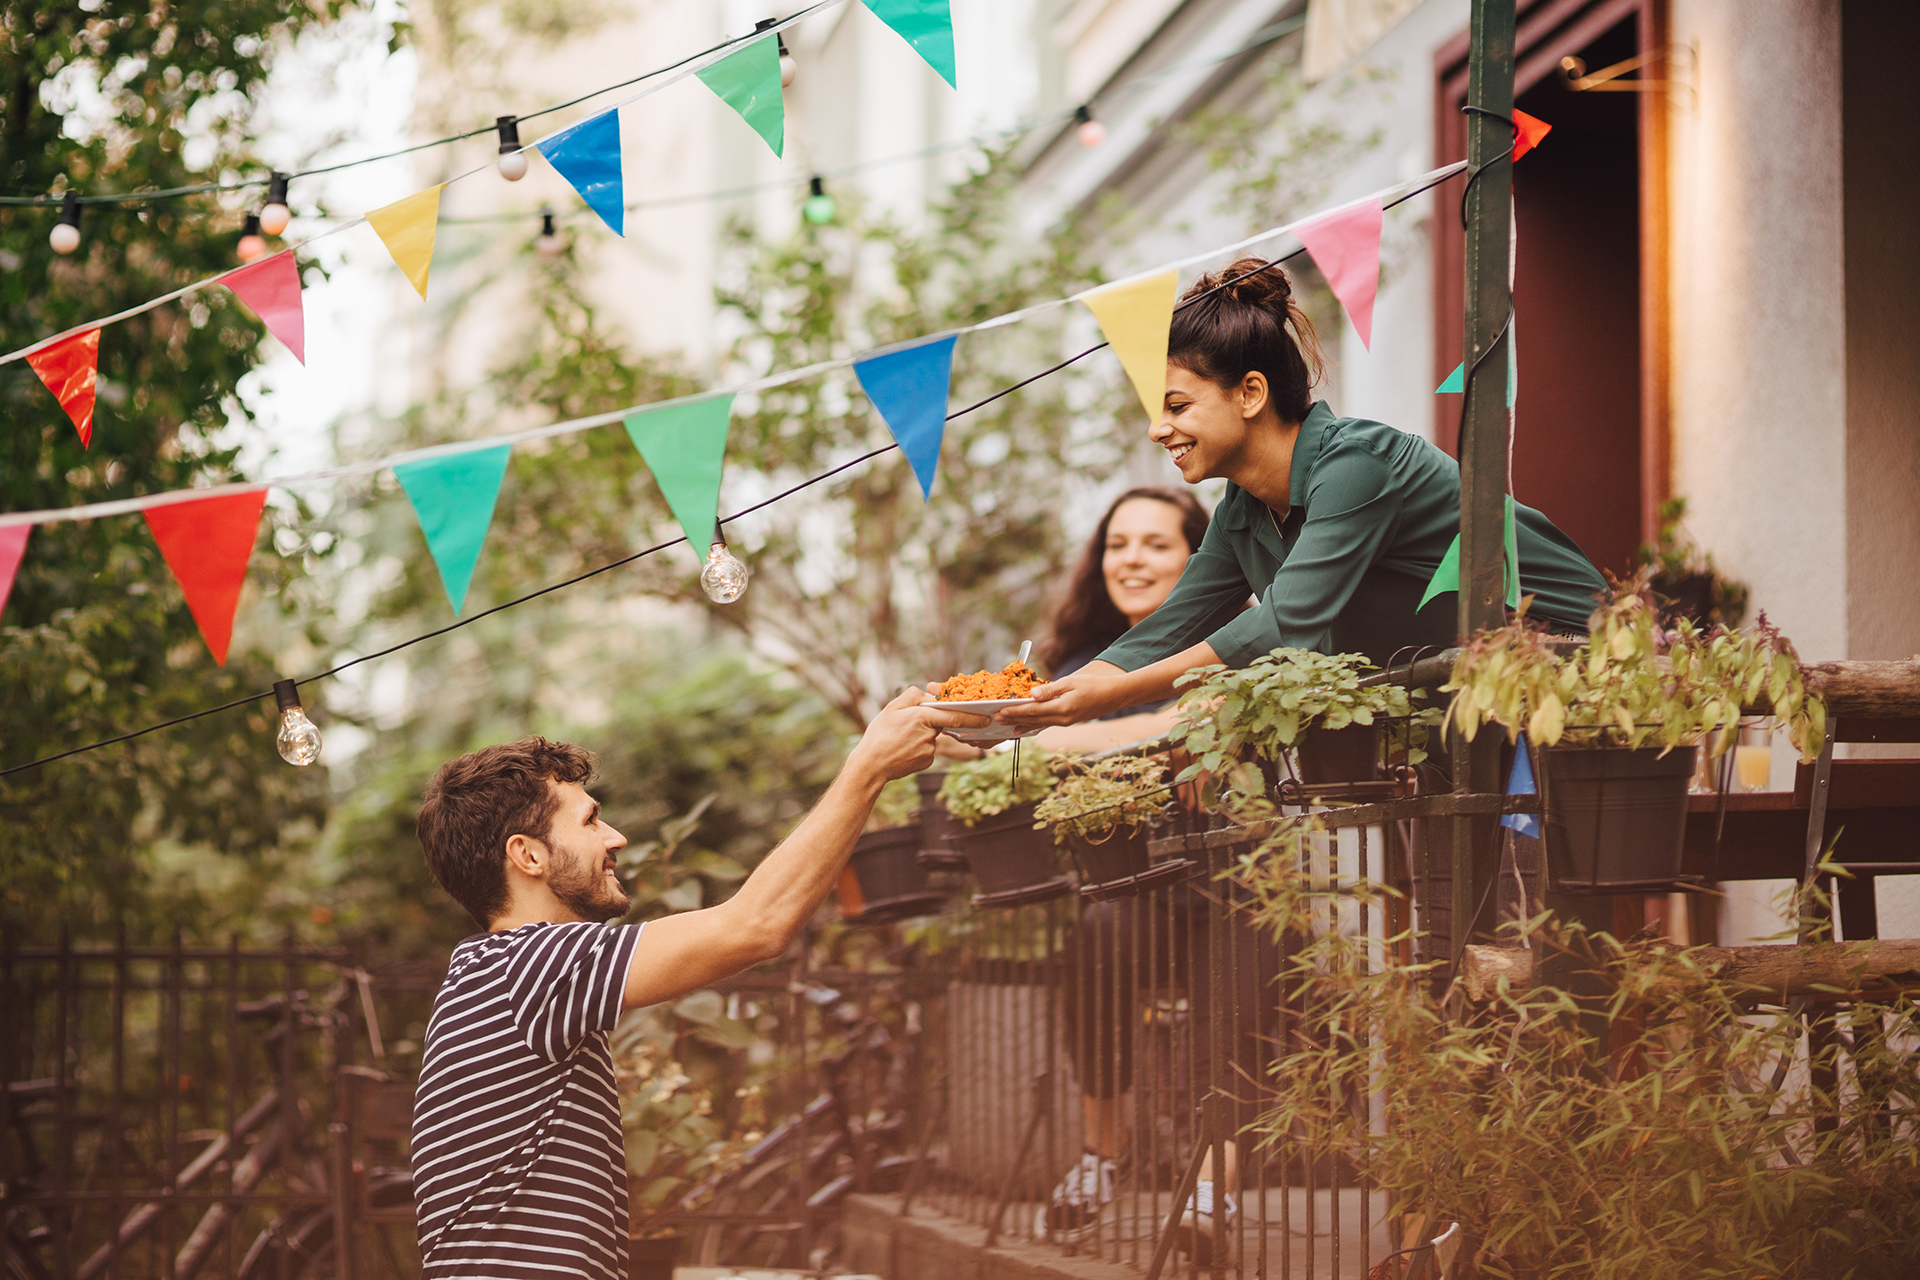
(1036, 1150), (1119, 1244)
(1176, 1179), (1237, 1263)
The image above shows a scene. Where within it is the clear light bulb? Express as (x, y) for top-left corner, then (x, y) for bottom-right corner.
(260, 173), (291, 235)
(701, 541), (749, 604)
(273, 680), (322, 766)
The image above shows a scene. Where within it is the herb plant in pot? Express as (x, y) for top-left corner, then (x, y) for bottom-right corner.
(840, 777), (946, 924)
(1035, 752), (1192, 900)
(1171, 648), (1438, 795)
(939, 746), (1072, 908)
(1444, 582), (1822, 893)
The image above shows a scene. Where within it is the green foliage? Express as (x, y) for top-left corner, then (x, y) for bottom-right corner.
(1444, 577), (1824, 761)
(1169, 648), (1437, 788)
(0, 0), (365, 933)
(1638, 497), (1750, 627)
(868, 775), (921, 832)
(1233, 837), (1920, 1279)
(1032, 752), (1167, 844)
(937, 744), (1062, 826)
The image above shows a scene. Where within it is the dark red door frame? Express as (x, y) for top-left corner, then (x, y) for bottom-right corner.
(1431, 0), (1671, 545)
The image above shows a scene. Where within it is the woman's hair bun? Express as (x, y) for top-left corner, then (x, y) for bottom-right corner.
(1181, 257), (1295, 312)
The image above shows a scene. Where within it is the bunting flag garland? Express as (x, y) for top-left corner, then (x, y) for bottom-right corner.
(224, 250), (306, 364)
(393, 446), (512, 616)
(1435, 363), (1464, 394)
(366, 185), (445, 299)
(863, 0), (957, 88)
(0, 524), (29, 620)
(854, 336), (957, 498)
(1418, 496), (1521, 612)
(1081, 270), (1178, 426)
(697, 36), (786, 158)
(623, 395), (735, 556)
(1499, 731), (1541, 838)
(144, 490), (268, 665)
(26, 328), (101, 448)
(1512, 109), (1552, 162)
(539, 111), (626, 236)
(1294, 198), (1382, 349)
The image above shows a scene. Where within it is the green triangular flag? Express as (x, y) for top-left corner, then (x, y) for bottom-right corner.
(624, 395), (736, 556)
(1418, 498), (1520, 612)
(864, 0), (957, 88)
(393, 445), (512, 616)
(1435, 363), (1463, 394)
(696, 35), (784, 157)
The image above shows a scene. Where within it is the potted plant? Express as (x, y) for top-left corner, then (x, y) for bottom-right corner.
(939, 746), (1074, 907)
(1170, 648), (1439, 792)
(913, 767), (969, 870)
(1444, 579), (1823, 892)
(839, 777), (946, 924)
(1033, 752), (1190, 899)
(1639, 497), (1751, 629)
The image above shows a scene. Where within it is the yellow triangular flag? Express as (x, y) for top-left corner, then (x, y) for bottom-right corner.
(366, 184), (445, 299)
(1081, 269), (1179, 425)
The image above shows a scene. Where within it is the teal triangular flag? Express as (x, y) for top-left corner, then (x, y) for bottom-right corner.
(1435, 363), (1463, 394)
(624, 396), (736, 556)
(855, 335), (956, 499)
(864, 0), (957, 88)
(394, 445), (512, 615)
(696, 35), (784, 157)
(1432, 353), (1517, 400)
(539, 110), (624, 236)
(1418, 499), (1521, 612)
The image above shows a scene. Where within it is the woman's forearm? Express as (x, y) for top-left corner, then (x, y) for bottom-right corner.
(1099, 643), (1222, 709)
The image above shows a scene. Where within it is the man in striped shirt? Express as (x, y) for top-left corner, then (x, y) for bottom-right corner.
(409, 689), (978, 1279)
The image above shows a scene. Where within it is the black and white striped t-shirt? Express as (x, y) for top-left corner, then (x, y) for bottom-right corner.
(413, 921), (643, 1279)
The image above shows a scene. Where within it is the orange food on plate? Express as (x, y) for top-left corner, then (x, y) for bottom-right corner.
(934, 661), (1047, 701)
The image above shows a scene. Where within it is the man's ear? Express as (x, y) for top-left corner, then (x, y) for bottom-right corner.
(504, 833), (547, 879)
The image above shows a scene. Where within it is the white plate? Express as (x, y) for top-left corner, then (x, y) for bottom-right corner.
(925, 696), (1042, 741)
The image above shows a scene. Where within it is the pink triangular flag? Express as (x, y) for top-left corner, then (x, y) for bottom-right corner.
(224, 251), (305, 364)
(1295, 198), (1383, 350)
(0, 524), (29, 620)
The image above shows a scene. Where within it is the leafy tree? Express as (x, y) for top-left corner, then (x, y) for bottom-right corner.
(0, 0), (363, 933)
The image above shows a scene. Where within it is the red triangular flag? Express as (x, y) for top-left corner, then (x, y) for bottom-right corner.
(1513, 109), (1552, 162)
(143, 490), (268, 665)
(1295, 198), (1383, 350)
(26, 328), (101, 448)
(224, 251), (305, 364)
(0, 524), (29, 621)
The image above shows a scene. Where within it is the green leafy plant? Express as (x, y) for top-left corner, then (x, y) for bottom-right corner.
(936, 745), (1063, 826)
(1231, 841), (1920, 1279)
(1445, 577), (1824, 760)
(1169, 648), (1438, 786)
(867, 776), (922, 832)
(1638, 497), (1750, 627)
(1032, 752), (1169, 844)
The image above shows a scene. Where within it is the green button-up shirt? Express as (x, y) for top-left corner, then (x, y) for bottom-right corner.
(1099, 401), (1607, 671)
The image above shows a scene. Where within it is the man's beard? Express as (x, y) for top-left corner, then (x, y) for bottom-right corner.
(548, 847), (632, 923)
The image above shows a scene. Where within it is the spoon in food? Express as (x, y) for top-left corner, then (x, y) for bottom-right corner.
(1017, 639), (1033, 670)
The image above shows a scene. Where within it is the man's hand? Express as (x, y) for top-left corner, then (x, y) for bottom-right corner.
(848, 686), (991, 782)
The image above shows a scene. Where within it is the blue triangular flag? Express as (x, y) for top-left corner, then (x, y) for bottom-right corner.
(854, 335), (957, 498)
(1499, 731), (1541, 839)
(1435, 363), (1463, 394)
(539, 110), (624, 236)
(394, 445), (512, 615)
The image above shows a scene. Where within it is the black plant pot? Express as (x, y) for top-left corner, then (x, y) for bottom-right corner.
(842, 825), (946, 924)
(1297, 723), (1381, 785)
(1063, 825), (1191, 901)
(915, 770), (968, 870)
(1539, 745), (1697, 893)
(951, 802), (1072, 908)
(627, 1232), (682, 1280)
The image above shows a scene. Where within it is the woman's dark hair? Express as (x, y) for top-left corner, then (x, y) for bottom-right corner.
(1168, 257), (1326, 422)
(1040, 488), (1209, 674)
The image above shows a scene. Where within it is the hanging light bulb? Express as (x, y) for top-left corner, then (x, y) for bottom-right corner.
(259, 172), (291, 236)
(273, 680), (323, 766)
(49, 191), (81, 255)
(802, 175), (836, 226)
(1074, 105), (1107, 148)
(496, 116), (528, 181)
(534, 205), (564, 256)
(754, 20), (797, 87)
(237, 213), (268, 263)
(701, 540), (750, 604)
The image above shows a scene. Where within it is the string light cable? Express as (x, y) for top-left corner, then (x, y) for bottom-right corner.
(0, 161), (1463, 777)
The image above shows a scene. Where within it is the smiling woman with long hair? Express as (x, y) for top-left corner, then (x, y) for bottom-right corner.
(1000, 258), (1606, 733)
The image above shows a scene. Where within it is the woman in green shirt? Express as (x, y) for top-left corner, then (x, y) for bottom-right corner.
(999, 258), (1606, 732)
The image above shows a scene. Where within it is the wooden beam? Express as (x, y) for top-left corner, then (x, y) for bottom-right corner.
(1462, 940), (1920, 1001)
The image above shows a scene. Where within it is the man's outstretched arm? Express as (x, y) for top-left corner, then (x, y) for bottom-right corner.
(619, 688), (980, 1010)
